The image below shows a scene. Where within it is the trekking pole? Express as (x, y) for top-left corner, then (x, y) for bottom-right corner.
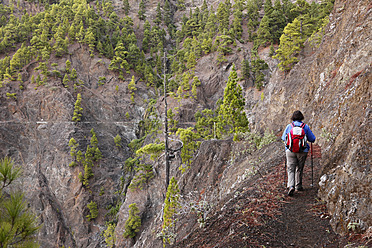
(284, 154), (287, 188)
(311, 143), (314, 187)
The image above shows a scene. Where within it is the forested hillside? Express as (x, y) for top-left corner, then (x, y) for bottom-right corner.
(1, 0), (370, 247)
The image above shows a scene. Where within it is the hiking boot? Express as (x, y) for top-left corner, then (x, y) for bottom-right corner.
(288, 187), (295, 196)
(296, 186), (304, 191)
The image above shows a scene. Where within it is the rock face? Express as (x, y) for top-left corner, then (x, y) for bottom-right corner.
(0, 0), (370, 247)
(0, 46), (146, 247)
(251, 0), (371, 235)
(114, 137), (284, 248)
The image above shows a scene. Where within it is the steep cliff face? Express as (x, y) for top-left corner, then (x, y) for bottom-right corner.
(0, 45), (147, 247)
(114, 137), (284, 247)
(252, 0), (371, 235)
(0, 0), (370, 247)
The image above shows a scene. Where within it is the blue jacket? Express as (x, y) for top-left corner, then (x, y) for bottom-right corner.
(281, 121), (316, 152)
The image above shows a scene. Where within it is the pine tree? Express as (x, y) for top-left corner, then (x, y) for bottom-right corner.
(264, 0), (273, 16)
(76, 150), (84, 164)
(154, 3), (162, 26)
(256, 15), (272, 46)
(96, 41), (104, 55)
(138, 0), (146, 21)
(71, 68), (77, 81)
(68, 137), (79, 167)
(90, 128), (102, 162)
(270, 0), (287, 43)
(109, 42), (130, 74)
(103, 223), (116, 247)
(72, 93), (83, 122)
(176, 127), (201, 171)
(176, 0), (185, 10)
(142, 22), (151, 52)
(83, 145), (94, 186)
(86, 201), (98, 221)
(282, 0), (295, 23)
(195, 104), (221, 139)
(218, 64), (249, 139)
(123, 203), (141, 239)
(114, 134), (122, 148)
(65, 59), (71, 73)
(201, 0), (208, 12)
(273, 18), (303, 72)
(62, 74), (69, 88)
(246, 0), (259, 26)
(163, 0), (172, 27)
(53, 30), (68, 57)
(251, 53), (268, 89)
(68, 23), (76, 42)
(9, 48), (22, 73)
(103, 1), (114, 17)
(288, 0), (317, 39)
(84, 28), (96, 57)
(232, 6), (243, 40)
(105, 40), (114, 58)
(0, 157), (40, 247)
(128, 75), (137, 102)
(161, 177), (180, 245)
(319, 0), (335, 18)
(167, 109), (179, 133)
(123, 0), (130, 15)
(186, 51), (196, 70)
(241, 58), (250, 82)
(217, 2), (229, 33)
(201, 38), (212, 54)
(76, 24), (85, 43)
(204, 12), (217, 39)
(191, 76), (200, 98)
(291, 0), (310, 18)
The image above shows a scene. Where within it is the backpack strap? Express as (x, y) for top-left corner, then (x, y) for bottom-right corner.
(292, 122), (306, 128)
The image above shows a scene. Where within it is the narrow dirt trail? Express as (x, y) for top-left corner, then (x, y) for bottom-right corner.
(259, 145), (341, 247)
(174, 145), (367, 247)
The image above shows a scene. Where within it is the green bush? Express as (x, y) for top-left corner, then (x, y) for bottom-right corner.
(86, 201), (98, 221)
(161, 177), (180, 246)
(0, 157), (40, 247)
(123, 203), (141, 239)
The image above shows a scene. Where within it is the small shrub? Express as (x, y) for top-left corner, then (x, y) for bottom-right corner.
(98, 76), (106, 85)
(6, 92), (16, 99)
(103, 223), (116, 247)
(99, 186), (105, 196)
(123, 203), (141, 239)
(128, 163), (154, 190)
(114, 134), (122, 148)
(161, 177), (180, 246)
(136, 143), (165, 161)
(86, 201), (98, 221)
(72, 93), (83, 122)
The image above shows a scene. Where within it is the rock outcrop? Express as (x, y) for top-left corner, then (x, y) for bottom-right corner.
(252, 0), (371, 235)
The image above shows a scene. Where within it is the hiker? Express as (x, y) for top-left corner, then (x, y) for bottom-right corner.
(282, 110), (316, 196)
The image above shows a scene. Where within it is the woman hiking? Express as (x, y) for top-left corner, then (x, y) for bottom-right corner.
(282, 110), (316, 196)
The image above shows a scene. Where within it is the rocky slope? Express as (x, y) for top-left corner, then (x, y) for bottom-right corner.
(252, 0), (371, 237)
(0, 0), (370, 247)
(0, 45), (148, 247)
(114, 0), (371, 245)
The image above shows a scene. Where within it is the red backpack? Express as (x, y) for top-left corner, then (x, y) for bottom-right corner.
(286, 123), (307, 152)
